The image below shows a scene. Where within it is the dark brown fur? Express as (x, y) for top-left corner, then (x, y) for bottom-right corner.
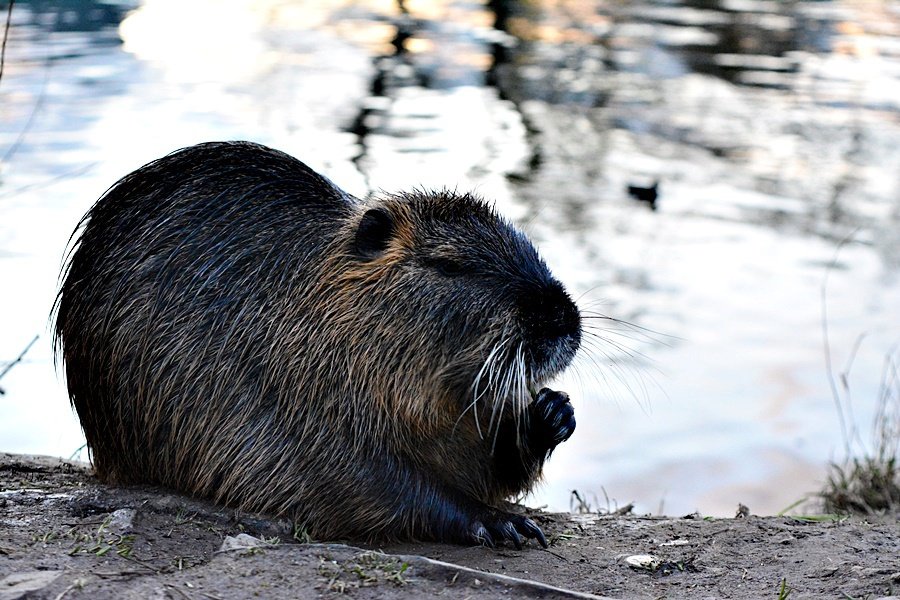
(54, 141), (581, 546)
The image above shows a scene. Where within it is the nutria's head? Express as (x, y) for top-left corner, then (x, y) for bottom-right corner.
(327, 190), (581, 427)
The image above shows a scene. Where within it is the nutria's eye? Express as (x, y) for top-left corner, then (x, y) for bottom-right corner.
(426, 256), (466, 277)
(354, 208), (394, 258)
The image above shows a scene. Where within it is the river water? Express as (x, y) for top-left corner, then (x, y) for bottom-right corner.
(1, 0), (898, 517)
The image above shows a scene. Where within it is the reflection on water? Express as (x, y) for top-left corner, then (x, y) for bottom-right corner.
(14, 0), (127, 34)
(1, 0), (898, 516)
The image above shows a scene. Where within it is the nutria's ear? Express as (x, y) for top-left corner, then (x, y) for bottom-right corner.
(354, 207), (394, 258)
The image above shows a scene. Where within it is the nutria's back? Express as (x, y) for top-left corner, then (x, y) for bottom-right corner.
(55, 141), (581, 546)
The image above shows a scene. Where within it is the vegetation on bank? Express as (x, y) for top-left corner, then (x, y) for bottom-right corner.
(820, 344), (900, 515)
(824, 456), (899, 514)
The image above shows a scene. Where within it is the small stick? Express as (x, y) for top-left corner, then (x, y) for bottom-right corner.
(0, 333), (39, 394)
(0, 0), (14, 86)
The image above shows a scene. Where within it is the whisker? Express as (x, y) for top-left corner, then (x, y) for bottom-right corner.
(571, 325), (667, 411)
(581, 311), (679, 344)
(573, 286), (608, 305)
(457, 337), (510, 438)
(581, 333), (656, 365)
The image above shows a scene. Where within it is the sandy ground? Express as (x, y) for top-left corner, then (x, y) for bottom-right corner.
(1, 453), (898, 600)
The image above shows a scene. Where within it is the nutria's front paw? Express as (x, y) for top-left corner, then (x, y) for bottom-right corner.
(468, 510), (548, 550)
(531, 388), (575, 454)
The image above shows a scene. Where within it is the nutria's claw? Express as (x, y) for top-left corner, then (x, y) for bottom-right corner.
(472, 513), (547, 549)
(518, 516), (549, 548)
(471, 522), (494, 548)
(532, 388), (576, 454)
(500, 521), (524, 550)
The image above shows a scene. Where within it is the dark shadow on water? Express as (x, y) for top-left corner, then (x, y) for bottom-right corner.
(14, 0), (134, 37)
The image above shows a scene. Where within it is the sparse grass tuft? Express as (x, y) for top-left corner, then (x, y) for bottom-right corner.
(819, 240), (900, 516)
(777, 577), (792, 599)
(787, 514), (846, 523)
(570, 490), (593, 514)
(823, 456), (900, 514)
(317, 551), (410, 593)
(819, 302), (899, 515)
(39, 517), (138, 559)
(293, 522), (315, 543)
(569, 488), (634, 516)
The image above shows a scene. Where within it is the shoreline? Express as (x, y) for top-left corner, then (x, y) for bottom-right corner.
(1, 453), (898, 599)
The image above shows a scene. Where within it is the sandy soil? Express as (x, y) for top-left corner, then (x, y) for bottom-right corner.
(1, 453), (898, 599)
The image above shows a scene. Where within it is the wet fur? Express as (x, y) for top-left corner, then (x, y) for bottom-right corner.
(54, 141), (581, 545)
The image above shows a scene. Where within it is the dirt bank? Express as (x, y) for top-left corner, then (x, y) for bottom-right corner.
(1, 453), (898, 599)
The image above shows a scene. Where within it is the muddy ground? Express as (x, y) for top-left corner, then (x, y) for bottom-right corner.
(1, 454), (898, 600)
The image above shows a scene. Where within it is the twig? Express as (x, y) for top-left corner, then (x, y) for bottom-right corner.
(52, 579), (83, 600)
(120, 553), (166, 574)
(0, 333), (38, 394)
(2, 54), (51, 165)
(92, 569), (155, 578)
(0, 0), (14, 86)
(543, 548), (569, 561)
(165, 583), (194, 600)
(612, 502), (635, 516)
(68, 443), (87, 461)
(0, 161), (95, 199)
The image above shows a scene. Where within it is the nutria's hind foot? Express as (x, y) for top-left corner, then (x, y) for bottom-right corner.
(531, 388), (576, 456)
(468, 509), (548, 549)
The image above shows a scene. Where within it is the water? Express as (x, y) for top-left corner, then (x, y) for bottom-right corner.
(1, 0), (898, 517)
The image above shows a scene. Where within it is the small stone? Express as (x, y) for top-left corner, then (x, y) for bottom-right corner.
(660, 539), (690, 547)
(625, 554), (662, 571)
(0, 571), (62, 600)
(106, 508), (137, 533)
(777, 535), (797, 545)
(219, 533), (263, 552)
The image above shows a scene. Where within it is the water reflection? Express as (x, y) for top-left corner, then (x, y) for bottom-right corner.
(14, 0), (128, 35)
(0, 0), (898, 517)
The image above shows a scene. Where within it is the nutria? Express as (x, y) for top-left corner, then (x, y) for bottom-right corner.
(54, 141), (581, 547)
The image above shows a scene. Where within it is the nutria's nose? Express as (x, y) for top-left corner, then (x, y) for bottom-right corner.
(518, 282), (582, 347)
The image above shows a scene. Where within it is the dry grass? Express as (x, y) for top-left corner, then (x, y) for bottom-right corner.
(821, 345), (900, 514)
